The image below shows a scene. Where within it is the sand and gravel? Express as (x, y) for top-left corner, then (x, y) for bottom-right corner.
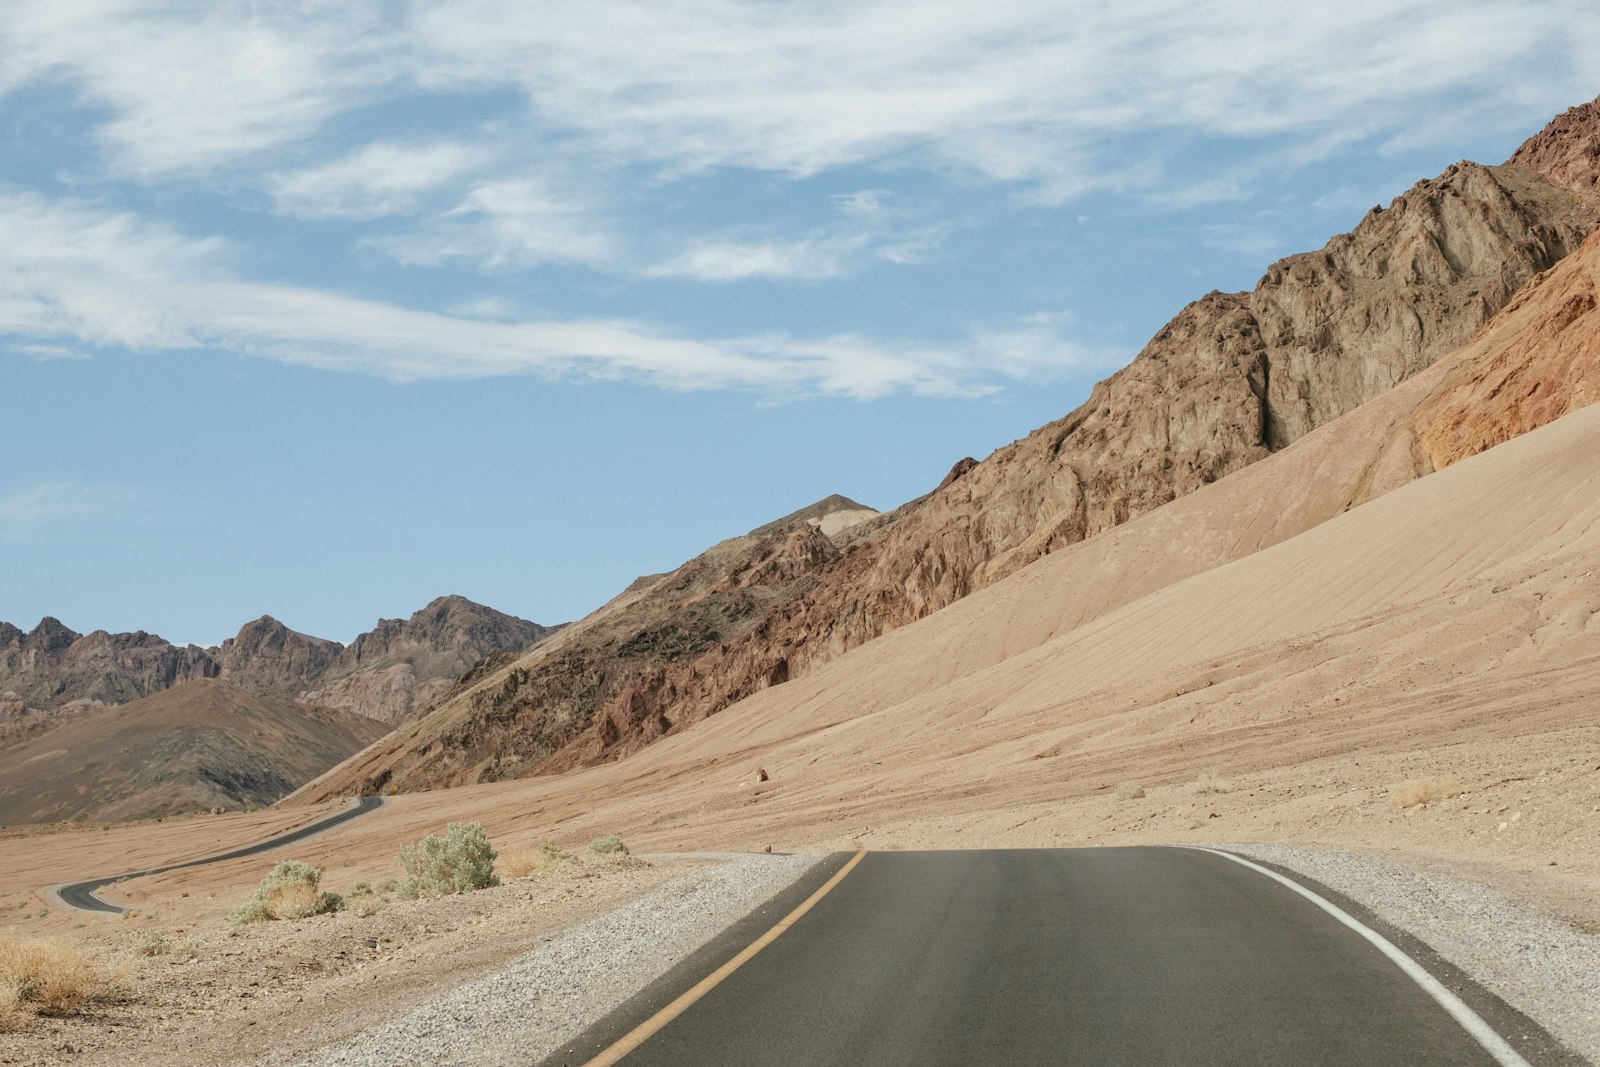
(280, 852), (820, 1067)
(0, 853), (707, 1067)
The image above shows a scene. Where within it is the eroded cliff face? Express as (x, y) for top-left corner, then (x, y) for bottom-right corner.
(1508, 95), (1600, 195)
(292, 117), (1600, 802)
(1414, 229), (1600, 469)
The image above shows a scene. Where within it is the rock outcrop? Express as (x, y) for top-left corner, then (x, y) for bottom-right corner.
(1508, 94), (1600, 195)
(217, 616), (343, 699)
(292, 99), (1600, 802)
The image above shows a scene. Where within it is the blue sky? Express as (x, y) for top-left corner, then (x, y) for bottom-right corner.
(3, 1), (1598, 646)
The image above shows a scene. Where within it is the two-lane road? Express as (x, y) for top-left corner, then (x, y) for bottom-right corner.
(52, 795), (383, 914)
(553, 848), (1581, 1066)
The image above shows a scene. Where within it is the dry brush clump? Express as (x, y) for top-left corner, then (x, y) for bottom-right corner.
(1194, 772), (1232, 795)
(586, 835), (630, 857)
(0, 935), (129, 1030)
(1389, 777), (1464, 809)
(1115, 782), (1146, 800)
(396, 822), (499, 899)
(497, 840), (577, 880)
(230, 860), (343, 927)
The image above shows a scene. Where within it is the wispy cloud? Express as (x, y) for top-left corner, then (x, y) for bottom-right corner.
(269, 140), (489, 220)
(646, 189), (953, 283)
(373, 177), (617, 270)
(4, 2), (1594, 194)
(0, 0), (394, 178)
(0, 189), (1095, 398)
(0, 481), (137, 541)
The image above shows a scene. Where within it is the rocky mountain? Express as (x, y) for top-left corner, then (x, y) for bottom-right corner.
(292, 96), (1600, 802)
(0, 679), (388, 824)
(305, 595), (561, 721)
(292, 494), (889, 795)
(0, 596), (555, 737)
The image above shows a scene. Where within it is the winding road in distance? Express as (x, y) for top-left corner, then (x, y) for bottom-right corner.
(52, 796), (383, 914)
(552, 847), (1582, 1067)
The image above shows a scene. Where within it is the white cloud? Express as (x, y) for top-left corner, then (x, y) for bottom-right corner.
(270, 141), (488, 220)
(0, 0), (395, 178)
(0, 190), (1086, 398)
(647, 189), (953, 282)
(3, 1), (1595, 198)
(375, 177), (616, 270)
(648, 233), (868, 283)
(406, 0), (1600, 196)
(0, 482), (137, 541)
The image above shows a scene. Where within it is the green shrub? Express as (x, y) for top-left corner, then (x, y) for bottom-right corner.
(586, 835), (629, 856)
(396, 822), (499, 898)
(229, 860), (342, 927)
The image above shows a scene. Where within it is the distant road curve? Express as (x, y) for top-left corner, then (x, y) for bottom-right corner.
(50, 796), (383, 914)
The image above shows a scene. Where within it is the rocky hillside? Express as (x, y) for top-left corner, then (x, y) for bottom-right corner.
(293, 97), (1600, 801)
(291, 495), (887, 795)
(0, 679), (388, 824)
(0, 596), (554, 732)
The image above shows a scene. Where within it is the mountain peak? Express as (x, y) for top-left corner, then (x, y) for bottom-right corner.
(26, 617), (80, 653)
(750, 494), (879, 538)
(1508, 94), (1600, 193)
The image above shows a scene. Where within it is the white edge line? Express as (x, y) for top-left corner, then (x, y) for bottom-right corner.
(1191, 847), (1532, 1067)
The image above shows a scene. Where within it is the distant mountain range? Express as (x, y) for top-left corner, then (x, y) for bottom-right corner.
(0, 595), (556, 728)
(0, 595), (558, 823)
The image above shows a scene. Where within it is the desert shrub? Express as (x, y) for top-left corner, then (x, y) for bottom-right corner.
(1115, 782), (1145, 800)
(0, 936), (129, 1025)
(345, 885), (385, 917)
(1194, 772), (1232, 795)
(229, 860), (342, 927)
(586, 835), (629, 856)
(1390, 778), (1463, 809)
(130, 930), (168, 957)
(396, 822), (499, 899)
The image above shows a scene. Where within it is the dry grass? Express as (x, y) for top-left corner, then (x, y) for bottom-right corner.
(0, 935), (129, 1029)
(1389, 777), (1464, 809)
(497, 840), (576, 880)
(265, 881), (324, 920)
(1115, 782), (1146, 800)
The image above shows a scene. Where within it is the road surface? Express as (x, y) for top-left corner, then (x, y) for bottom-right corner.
(551, 847), (1579, 1066)
(52, 796), (383, 914)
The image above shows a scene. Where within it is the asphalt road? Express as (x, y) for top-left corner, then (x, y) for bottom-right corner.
(53, 796), (383, 914)
(554, 847), (1579, 1067)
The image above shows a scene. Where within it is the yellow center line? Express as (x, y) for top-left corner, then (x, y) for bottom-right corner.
(580, 850), (869, 1067)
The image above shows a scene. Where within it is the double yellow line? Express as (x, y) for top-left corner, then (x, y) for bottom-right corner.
(582, 850), (869, 1066)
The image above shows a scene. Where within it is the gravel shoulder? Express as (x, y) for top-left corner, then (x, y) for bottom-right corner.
(278, 851), (823, 1067)
(1227, 843), (1600, 1065)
